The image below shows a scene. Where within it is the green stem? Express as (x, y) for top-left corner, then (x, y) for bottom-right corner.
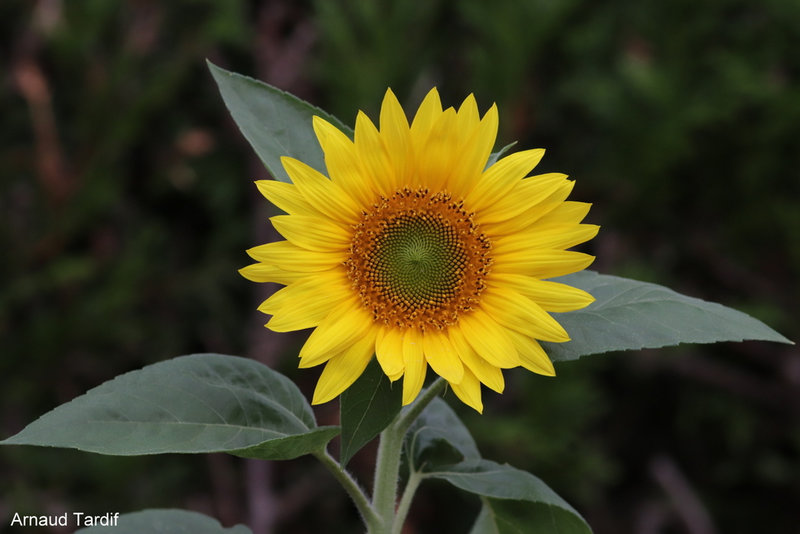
(391, 470), (422, 534)
(313, 448), (379, 529)
(371, 378), (446, 533)
(393, 378), (447, 437)
(371, 424), (404, 532)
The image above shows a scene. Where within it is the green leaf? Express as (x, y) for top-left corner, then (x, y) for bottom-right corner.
(339, 358), (402, 466)
(470, 498), (592, 534)
(543, 270), (792, 362)
(404, 402), (591, 532)
(1, 354), (338, 460)
(231, 427), (341, 461)
(425, 459), (591, 534)
(75, 509), (251, 534)
(406, 397), (480, 471)
(485, 141), (518, 168)
(207, 61), (351, 182)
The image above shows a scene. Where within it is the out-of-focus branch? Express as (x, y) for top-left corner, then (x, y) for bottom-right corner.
(13, 43), (72, 206)
(254, 0), (316, 99)
(649, 455), (717, 534)
(207, 453), (243, 527)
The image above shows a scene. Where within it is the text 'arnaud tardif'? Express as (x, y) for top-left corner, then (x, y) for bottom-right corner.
(10, 512), (120, 528)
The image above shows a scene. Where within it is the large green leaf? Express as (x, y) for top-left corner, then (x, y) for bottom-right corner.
(339, 358), (402, 466)
(426, 459), (591, 534)
(544, 270), (792, 361)
(208, 61), (351, 182)
(75, 509), (251, 533)
(405, 397), (480, 470)
(1, 354), (338, 459)
(470, 498), (592, 534)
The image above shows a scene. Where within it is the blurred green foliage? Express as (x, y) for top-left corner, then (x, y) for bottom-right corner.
(2, 0), (798, 533)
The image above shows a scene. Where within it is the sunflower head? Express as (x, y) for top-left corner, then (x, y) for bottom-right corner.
(240, 88), (598, 412)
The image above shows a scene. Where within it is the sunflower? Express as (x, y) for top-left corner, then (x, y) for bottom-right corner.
(240, 88), (598, 412)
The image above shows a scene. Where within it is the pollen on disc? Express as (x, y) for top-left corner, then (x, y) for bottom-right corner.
(346, 187), (492, 331)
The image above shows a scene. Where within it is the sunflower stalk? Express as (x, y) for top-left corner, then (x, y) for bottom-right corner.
(370, 378), (446, 533)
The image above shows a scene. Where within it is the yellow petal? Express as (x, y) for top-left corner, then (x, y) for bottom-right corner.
(449, 367), (483, 413)
(313, 116), (376, 207)
(465, 148), (545, 213)
(409, 88), (443, 140)
(238, 263), (304, 284)
(456, 93), (480, 127)
(312, 332), (376, 405)
(298, 298), (374, 368)
(475, 173), (569, 227)
(447, 103), (499, 197)
(485, 180), (576, 235)
(535, 201), (592, 225)
(265, 298), (338, 332)
(492, 249), (595, 279)
(457, 309), (520, 368)
(493, 224), (600, 254)
(270, 214), (351, 252)
(379, 88), (412, 186)
(413, 107), (458, 191)
(402, 328), (427, 405)
(376, 326), (405, 381)
(449, 326), (505, 393)
(246, 241), (345, 272)
(488, 274), (595, 312)
(505, 330), (556, 376)
(255, 180), (315, 216)
(422, 329), (464, 384)
(354, 110), (395, 196)
(258, 270), (342, 314)
(481, 286), (570, 342)
(281, 156), (360, 225)
(260, 271), (351, 332)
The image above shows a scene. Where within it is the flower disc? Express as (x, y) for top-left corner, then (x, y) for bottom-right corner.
(347, 187), (491, 331)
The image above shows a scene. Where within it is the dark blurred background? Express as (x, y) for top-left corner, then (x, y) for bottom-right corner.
(1, 1), (798, 533)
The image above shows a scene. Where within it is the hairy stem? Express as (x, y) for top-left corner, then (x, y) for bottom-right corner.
(371, 378), (446, 533)
(391, 470), (423, 534)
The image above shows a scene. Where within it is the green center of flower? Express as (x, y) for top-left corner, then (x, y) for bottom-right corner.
(346, 188), (492, 331)
(372, 214), (467, 307)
